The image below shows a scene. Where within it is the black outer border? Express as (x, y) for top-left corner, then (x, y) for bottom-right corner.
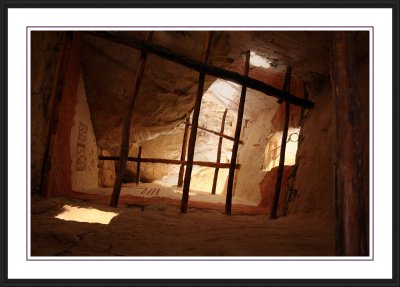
(0, 0), (398, 286)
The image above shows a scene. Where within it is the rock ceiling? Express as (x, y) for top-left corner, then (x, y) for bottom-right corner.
(80, 31), (332, 151)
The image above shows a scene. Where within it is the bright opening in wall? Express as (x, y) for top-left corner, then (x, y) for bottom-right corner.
(249, 51), (271, 69)
(261, 127), (301, 172)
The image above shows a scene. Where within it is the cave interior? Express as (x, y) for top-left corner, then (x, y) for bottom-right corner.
(30, 30), (369, 257)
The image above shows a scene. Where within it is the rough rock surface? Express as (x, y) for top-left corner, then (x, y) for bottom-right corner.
(80, 31), (330, 152)
(98, 149), (116, 187)
(288, 78), (334, 218)
(31, 31), (66, 194)
(258, 166), (293, 211)
(48, 33), (81, 196)
(31, 195), (334, 256)
(232, 104), (278, 203)
(31, 31), (369, 220)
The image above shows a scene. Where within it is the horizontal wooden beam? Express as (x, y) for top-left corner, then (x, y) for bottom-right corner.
(86, 31), (314, 109)
(99, 156), (240, 169)
(185, 122), (244, 145)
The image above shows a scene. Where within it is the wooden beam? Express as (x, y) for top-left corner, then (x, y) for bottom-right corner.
(225, 50), (250, 216)
(331, 31), (368, 256)
(177, 116), (190, 187)
(136, 146), (142, 185)
(110, 32), (153, 208)
(39, 32), (73, 197)
(87, 31), (314, 109)
(211, 109), (228, 195)
(270, 66), (292, 220)
(185, 122), (244, 145)
(181, 31), (214, 213)
(99, 156), (240, 169)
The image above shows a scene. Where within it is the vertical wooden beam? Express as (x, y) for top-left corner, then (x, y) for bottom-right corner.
(177, 116), (190, 187)
(180, 32), (214, 213)
(225, 50), (250, 215)
(270, 66), (292, 220)
(110, 31), (153, 207)
(211, 109), (228, 195)
(330, 31), (367, 256)
(136, 146), (142, 185)
(40, 32), (73, 197)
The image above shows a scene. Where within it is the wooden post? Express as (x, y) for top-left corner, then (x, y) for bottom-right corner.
(87, 31), (314, 109)
(180, 32), (213, 213)
(225, 50), (250, 215)
(177, 116), (190, 187)
(330, 31), (367, 256)
(211, 109), (228, 195)
(110, 32), (153, 208)
(270, 66), (292, 220)
(39, 32), (73, 197)
(136, 146), (142, 185)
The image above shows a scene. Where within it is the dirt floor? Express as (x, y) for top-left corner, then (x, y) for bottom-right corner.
(31, 184), (335, 257)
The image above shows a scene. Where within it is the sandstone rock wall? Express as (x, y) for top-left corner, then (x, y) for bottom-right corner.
(48, 33), (81, 196)
(258, 166), (293, 211)
(98, 149), (116, 187)
(233, 103), (278, 203)
(288, 78), (334, 218)
(70, 73), (99, 191)
(287, 50), (369, 220)
(31, 32), (100, 195)
(31, 31), (65, 194)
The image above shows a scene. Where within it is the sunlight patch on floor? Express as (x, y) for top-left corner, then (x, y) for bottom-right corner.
(55, 205), (119, 225)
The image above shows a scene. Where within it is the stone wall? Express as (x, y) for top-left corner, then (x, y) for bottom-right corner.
(233, 104), (277, 203)
(30, 31), (65, 194)
(70, 73), (99, 191)
(288, 78), (334, 218)
(47, 33), (81, 196)
(31, 32), (99, 195)
(259, 166), (293, 210)
(287, 56), (369, 221)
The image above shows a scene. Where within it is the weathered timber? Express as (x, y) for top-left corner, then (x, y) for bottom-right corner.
(99, 156), (240, 169)
(177, 116), (190, 187)
(185, 122), (244, 145)
(136, 146), (142, 185)
(40, 32), (73, 197)
(270, 66), (292, 220)
(181, 31), (214, 213)
(87, 31), (314, 109)
(211, 109), (228, 195)
(331, 31), (368, 256)
(225, 50), (250, 216)
(110, 32), (153, 208)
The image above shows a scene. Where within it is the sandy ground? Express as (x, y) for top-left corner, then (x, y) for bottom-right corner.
(31, 184), (335, 257)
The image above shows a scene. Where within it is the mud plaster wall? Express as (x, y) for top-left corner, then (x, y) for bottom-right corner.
(30, 32), (65, 194)
(233, 105), (278, 203)
(70, 73), (99, 191)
